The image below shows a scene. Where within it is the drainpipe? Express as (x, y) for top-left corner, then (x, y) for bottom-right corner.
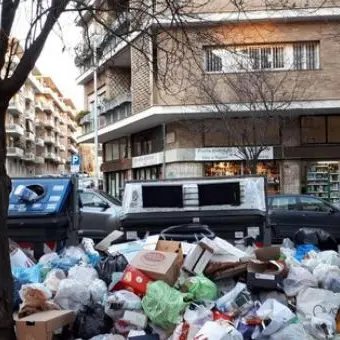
(162, 123), (166, 179)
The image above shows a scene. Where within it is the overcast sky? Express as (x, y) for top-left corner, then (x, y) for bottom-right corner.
(13, 5), (84, 110)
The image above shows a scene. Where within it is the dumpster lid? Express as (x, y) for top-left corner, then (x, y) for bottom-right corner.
(122, 175), (267, 215)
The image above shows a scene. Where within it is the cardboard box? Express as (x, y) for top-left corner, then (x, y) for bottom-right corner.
(183, 240), (214, 275)
(15, 310), (75, 340)
(130, 250), (179, 285)
(156, 240), (183, 268)
(247, 246), (286, 291)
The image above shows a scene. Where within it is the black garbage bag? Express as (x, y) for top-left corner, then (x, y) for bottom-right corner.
(96, 253), (128, 285)
(294, 228), (338, 251)
(73, 304), (113, 340)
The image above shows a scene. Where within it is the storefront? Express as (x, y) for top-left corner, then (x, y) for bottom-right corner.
(105, 171), (128, 199)
(204, 160), (280, 194)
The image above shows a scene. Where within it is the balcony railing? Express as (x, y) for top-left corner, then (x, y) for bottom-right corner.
(25, 131), (35, 142)
(35, 101), (43, 111)
(35, 137), (45, 147)
(42, 101), (53, 113)
(26, 108), (35, 121)
(44, 118), (55, 129)
(68, 144), (78, 154)
(24, 89), (35, 102)
(59, 145), (66, 151)
(7, 147), (24, 158)
(35, 156), (45, 164)
(44, 152), (55, 160)
(8, 94), (25, 116)
(6, 123), (24, 137)
(44, 135), (55, 145)
(23, 152), (35, 162)
(100, 92), (132, 115)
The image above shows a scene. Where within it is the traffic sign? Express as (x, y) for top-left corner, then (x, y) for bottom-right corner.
(71, 155), (80, 166)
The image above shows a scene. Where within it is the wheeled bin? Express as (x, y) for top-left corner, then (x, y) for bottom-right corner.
(7, 175), (80, 259)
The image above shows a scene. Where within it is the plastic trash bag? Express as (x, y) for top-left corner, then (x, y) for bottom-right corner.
(314, 264), (340, 284)
(269, 322), (307, 340)
(54, 278), (90, 310)
(183, 304), (213, 328)
(216, 282), (253, 316)
(294, 228), (337, 251)
(89, 335), (116, 340)
(193, 320), (243, 340)
(68, 265), (98, 287)
(295, 244), (319, 262)
(74, 303), (113, 340)
(62, 246), (89, 263)
(89, 279), (107, 303)
(96, 254), (129, 285)
(282, 238), (295, 249)
(296, 287), (340, 321)
(50, 257), (79, 272)
(43, 269), (66, 294)
(317, 250), (340, 267)
(303, 316), (336, 340)
(252, 299), (295, 339)
(142, 281), (188, 329)
(82, 238), (100, 266)
(38, 252), (59, 266)
(12, 264), (42, 283)
(283, 266), (318, 297)
(183, 275), (218, 302)
(172, 322), (201, 340)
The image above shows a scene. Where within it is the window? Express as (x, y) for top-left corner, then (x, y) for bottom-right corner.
(80, 192), (105, 208)
(301, 116), (326, 144)
(300, 196), (330, 212)
(205, 41), (319, 73)
(270, 196), (297, 210)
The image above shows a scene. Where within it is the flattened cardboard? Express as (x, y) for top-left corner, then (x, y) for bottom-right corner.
(95, 230), (124, 252)
(16, 310), (75, 340)
(131, 250), (179, 285)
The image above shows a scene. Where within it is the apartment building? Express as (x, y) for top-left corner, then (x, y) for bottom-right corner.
(6, 71), (78, 177)
(77, 0), (340, 203)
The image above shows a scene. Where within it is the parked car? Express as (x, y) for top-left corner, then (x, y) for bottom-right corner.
(268, 194), (340, 243)
(78, 189), (122, 241)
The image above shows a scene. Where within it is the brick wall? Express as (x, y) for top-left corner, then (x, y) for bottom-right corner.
(131, 35), (152, 114)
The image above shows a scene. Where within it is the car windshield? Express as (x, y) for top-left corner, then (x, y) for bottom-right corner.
(98, 191), (122, 206)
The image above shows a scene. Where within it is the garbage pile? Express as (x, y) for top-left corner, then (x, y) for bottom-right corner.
(11, 228), (340, 340)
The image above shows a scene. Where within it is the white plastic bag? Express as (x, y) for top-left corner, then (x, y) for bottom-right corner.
(68, 265), (98, 287)
(184, 304), (213, 328)
(54, 278), (90, 310)
(269, 322), (307, 340)
(89, 279), (107, 303)
(43, 269), (66, 294)
(38, 252), (59, 265)
(313, 264), (340, 286)
(303, 316), (336, 340)
(317, 251), (340, 267)
(252, 299), (295, 339)
(216, 282), (248, 313)
(193, 321), (243, 340)
(283, 266), (318, 297)
(63, 246), (88, 263)
(296, 288), (340, 321)
(172, 322), (201, 340)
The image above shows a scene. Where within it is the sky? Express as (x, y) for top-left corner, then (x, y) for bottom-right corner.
(13, 3), (84, 110)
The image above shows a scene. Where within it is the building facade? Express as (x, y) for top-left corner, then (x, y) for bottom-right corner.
(76, 0), (340, 203)
(6, 71), (78, 177)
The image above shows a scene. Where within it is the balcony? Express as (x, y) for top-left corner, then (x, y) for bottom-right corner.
(35, 156), (45, 164)
(23, 152), (35, 162)
(24, 89), (35, 102)
(26, 108), (35, 121)
(68, 144), (78, 154)
(55, 155), (62, 163)
(7, 147), (24, 158)
(79, 112), (92, 125)
(44, 135), (55, 145)
(59, 145), (66, 151)
(43, 118), (55, 129)
(100, 92), (132, 116)
(8, 95), (25, 116)
(55, 140), (62, 149)
(67, 119), (76, 131)
(44, 152), (55, 160)
(25, 131), (35, 142)
(69, 134), (77, 143)
(42, 101), (53, 113)
(35, 101), (43, 111)
(34, 116), (44, 126)
(35, 137), (45, 147)
(6, 123), (24, 137)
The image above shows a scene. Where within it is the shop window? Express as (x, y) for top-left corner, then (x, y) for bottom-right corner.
(301, 116), (326, 144)
(105, 143), (113, 161)
(327, 116), (340, 143)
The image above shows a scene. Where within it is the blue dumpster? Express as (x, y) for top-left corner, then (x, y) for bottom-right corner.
(7, 175), (80, 259)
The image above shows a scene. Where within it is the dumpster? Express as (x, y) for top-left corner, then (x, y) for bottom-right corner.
(7, 175), (80, 259)
(121, 175), (270, 245)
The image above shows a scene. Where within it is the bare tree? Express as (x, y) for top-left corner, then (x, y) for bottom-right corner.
(0, 0), (208, 337)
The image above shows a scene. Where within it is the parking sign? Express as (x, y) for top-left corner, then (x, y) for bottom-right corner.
(70, 154), (80, 173)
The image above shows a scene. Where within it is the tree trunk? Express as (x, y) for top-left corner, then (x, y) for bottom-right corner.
(0, 100), (15, 340)
(246, 159), (258, 175)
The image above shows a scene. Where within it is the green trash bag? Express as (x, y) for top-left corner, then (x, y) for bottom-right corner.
(183, 275), (218, 302)
(142, 281), (189, 329)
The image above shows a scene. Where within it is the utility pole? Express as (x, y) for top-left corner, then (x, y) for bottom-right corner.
(93, 28), (99, 189)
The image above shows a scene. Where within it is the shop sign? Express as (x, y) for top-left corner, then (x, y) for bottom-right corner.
(132, 152), (163, 168)
(195, 147), (274, 161)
